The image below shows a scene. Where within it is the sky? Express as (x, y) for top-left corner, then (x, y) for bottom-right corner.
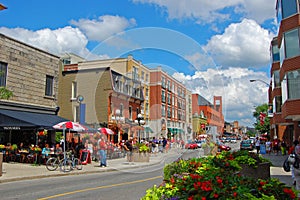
(0, 0), (278, 127)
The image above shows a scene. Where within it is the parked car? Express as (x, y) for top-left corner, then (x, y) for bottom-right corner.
(217, 141), (231, 152)
(185, 141), (198, 149)
(240, 139), (254, 150)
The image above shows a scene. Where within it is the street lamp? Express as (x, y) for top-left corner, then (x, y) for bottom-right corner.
(250, 79), (271, 87)
(135, 113), (145, 143)
(77, 95), (84, 124)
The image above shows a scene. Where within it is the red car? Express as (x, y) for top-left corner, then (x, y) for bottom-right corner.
(218, 142), (231, 152)
(185, 142), (198, 149)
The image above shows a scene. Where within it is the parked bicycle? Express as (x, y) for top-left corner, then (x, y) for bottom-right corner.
(46, 151), (82, 172)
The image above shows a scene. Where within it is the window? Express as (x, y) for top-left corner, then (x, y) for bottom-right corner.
(272, 70), (281, 88)
(167, 106), (171, 118)
(45, 75), (54, 96)
(287, 69), (300, 99)
(141, 71), (145, 81)
(129, 106), (132, 120)
(161, 76), (166, 88)
(120, 104), (124, 117)
(284, 29), (300, 59)
(145, 74), (149, 82)
(0, 62), (8, 87)
(161, 90), (166, 102)
(167, 93), (171, 104)
(133, 67), (138, 80)
(273, 96), (282, 113)
(282, 0), (297, 19)
(161, 104), (166, 117)
(272, 42), (280, 62)
(72, 81), (77, 99)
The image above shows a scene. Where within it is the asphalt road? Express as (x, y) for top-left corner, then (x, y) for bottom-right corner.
(0, 154), (181, 200)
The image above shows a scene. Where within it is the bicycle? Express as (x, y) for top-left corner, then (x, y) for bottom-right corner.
(46, 152), (82, 172)
(68, 152), (83, 170)
(46, 153), (71, 172)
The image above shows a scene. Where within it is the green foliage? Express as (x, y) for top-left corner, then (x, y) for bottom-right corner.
(0, 86), (13, 99)
(139, 143), (150, 152)
(11, 144), (18, 150)
(55, 132), (63, 143)
(253, 103), (270, 134)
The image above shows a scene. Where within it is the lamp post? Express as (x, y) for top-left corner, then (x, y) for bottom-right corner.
(77, 95), (84, 124)
(135, 113), (145, 143)
(115, 109), (121, 143)
(250, 79), (271, 87)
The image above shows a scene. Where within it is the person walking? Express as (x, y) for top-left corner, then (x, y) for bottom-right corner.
(288, 139), (299, 186)
(124, 137), (133, 162)
(265, 139), (272, 155)
(98, 135), (107, 167)
(255, 137), (261, 154)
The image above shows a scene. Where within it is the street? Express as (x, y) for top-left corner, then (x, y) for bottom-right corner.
(0, 153), (181, 200)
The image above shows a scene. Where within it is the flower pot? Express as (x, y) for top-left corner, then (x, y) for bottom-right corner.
(131, 152), (150, 162)
(239, 162), (270, 180)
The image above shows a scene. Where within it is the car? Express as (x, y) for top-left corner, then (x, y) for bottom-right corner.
(185, 141), (198, 149)
(240, 139), (254, 150)
(218, 142), (231, 151)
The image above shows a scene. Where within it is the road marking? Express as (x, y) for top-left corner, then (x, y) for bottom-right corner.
(37, 175), (162, 200)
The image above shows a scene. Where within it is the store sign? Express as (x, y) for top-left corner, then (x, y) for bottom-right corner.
(3, 126), (21, 130)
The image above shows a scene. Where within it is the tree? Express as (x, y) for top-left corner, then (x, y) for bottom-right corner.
(253, 103), (270, 135)
(0, 86), (13, 99)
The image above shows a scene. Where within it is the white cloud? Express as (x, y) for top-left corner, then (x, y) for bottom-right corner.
(173, 67), (269, 126)
(204, 19), (274, 68)
(70, 15), (137, 42)
(132, 0), (275, 24)
(0, 26), (90, 57)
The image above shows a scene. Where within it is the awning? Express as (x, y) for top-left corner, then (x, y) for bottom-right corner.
(0, 109), (69, 130)
(143, 126), (154, 133)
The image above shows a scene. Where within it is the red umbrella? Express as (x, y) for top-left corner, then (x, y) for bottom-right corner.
(98, 127), (114, 135)
(53, 121), (88, 132)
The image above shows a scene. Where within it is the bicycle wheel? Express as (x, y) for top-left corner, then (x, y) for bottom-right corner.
(73, 158), (83, 170)
(59, 158), (72, 172)
(46, 157), (59, 171)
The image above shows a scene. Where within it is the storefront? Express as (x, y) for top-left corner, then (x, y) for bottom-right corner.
(0, 109), (68, 146)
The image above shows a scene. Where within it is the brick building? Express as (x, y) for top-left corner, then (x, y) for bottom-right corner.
(269, 0), (300, 145)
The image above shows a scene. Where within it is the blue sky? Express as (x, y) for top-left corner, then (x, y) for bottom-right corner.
(0, 0), (278, 127)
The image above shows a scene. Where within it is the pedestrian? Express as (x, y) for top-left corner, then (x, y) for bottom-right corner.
(162, 137), (168, 153)
(281, 140), (287, 155)
(98, 135), (107, 167)
(293, 140), (300, 190)
(255, 137), (260, 154)
(289, 139), (299, 186)
(273, 138), (280, 155)
(265, 139), (272, 155)
(124, 137), (133, 162)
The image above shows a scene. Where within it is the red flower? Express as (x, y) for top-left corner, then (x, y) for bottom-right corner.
(188, 196), (194, 200)
(233, 192), (237, 197)
(201, 197), (206, 200)
(213, 193), (219, 198)
(259, 181), (266, 186)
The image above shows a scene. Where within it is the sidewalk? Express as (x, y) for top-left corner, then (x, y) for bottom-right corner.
(0, 148), (183, 183)
(0, 148), (296, 190)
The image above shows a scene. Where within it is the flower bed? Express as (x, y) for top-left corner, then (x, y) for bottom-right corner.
(142, 150), (298, 200)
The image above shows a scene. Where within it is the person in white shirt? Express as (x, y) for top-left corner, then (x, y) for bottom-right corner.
(255, 137), (260, 154)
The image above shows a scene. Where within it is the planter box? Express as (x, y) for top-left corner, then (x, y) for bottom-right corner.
(239, 162), (270, 180)
(131, 152), (150, 162)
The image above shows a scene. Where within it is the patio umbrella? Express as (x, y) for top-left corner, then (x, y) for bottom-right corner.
(53, 121), (88, 132)
(98, 127), (114, 135)
(53, 121), (88, 163)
